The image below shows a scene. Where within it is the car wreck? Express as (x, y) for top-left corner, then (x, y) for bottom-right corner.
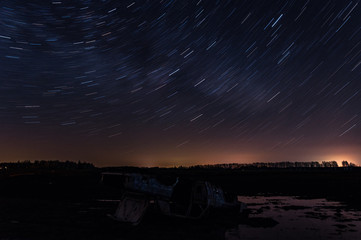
(101, 172), (248, 225)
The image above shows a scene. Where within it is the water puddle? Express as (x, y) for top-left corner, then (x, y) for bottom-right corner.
(225, 196), (361, 240)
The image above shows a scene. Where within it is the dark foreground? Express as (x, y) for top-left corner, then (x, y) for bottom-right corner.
(0, 167), (361, 239)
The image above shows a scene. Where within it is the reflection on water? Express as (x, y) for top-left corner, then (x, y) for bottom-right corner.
(226, 196), (361, 240)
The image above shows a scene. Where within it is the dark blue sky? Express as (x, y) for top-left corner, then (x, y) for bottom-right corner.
(0, 0), (360, 166)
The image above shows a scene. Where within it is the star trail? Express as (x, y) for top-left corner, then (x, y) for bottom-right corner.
(0, 0), (360, 166)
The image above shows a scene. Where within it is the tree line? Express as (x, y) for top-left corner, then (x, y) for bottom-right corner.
(188, 161), (358, 169)
(0, 160), (95, 171)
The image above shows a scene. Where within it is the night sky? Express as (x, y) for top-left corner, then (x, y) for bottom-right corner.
(1, 0), (360, 166)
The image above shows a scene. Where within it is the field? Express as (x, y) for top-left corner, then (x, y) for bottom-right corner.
(0, 167), (361, 239)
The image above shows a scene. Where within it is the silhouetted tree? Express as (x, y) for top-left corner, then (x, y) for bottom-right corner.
(342, 161), (349, 167)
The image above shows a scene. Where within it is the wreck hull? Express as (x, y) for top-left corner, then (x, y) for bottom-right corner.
(101, 172), (247, 224)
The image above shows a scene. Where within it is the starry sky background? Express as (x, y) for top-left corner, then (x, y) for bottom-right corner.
(1, 0), (360, 166)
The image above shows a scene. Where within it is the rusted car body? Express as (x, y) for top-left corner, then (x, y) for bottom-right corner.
(102, 172), (247, 225)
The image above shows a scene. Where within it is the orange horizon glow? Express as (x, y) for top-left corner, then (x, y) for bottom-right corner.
(0, 133), (360, 167)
